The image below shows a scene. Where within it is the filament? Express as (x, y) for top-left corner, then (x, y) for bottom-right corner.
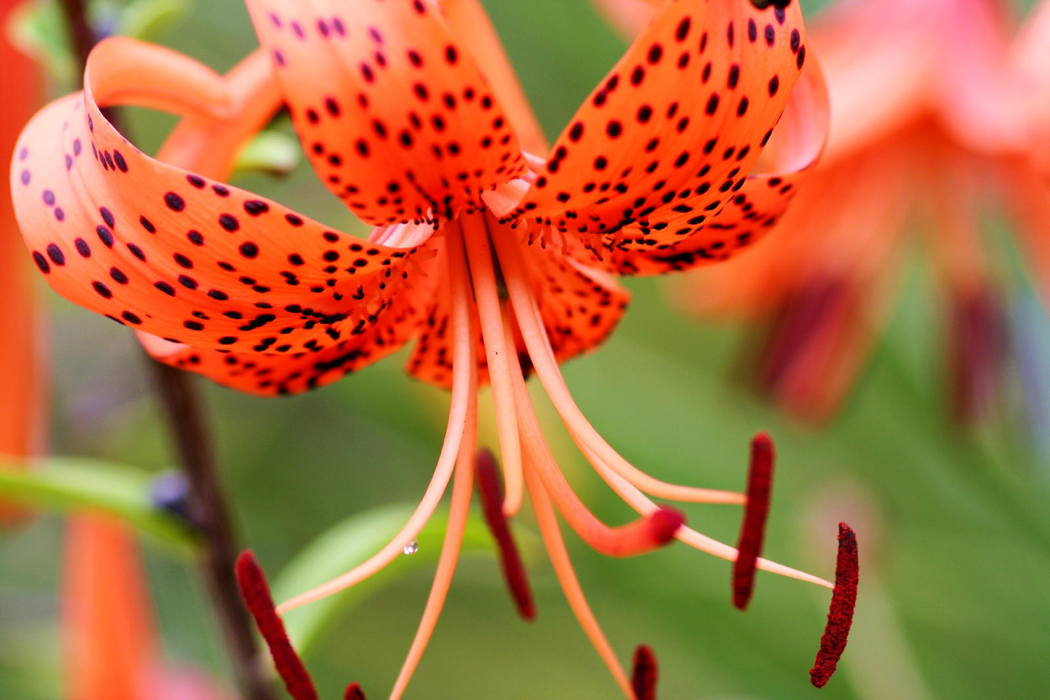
(278, 223), (477, 613)
(462, 212), (524, 517)
(582, 442), (832, 589)
(524, 459), (636, 700)
(490, 227), (746, 506)
(388, 257), (480, 700)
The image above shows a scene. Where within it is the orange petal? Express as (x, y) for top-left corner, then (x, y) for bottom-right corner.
(64, 517), (158, 700)
(12, 39), (426, 358)
(245, 0), (526, 225)
(139, 290), (423, 396)
(558, 54), (828, 276)
(932, 0), (1029, 155)
(1012, 0), (1050, 172)
(441, 0), (549, 156)
(506, 0), (811, 246)
(809, 0), (939, 163)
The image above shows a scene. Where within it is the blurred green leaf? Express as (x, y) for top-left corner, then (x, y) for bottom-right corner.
(0, 457), (197, 554)
(235, 130), (302, 179)
(8, 0), (75, 84)
(274, 503), (539, 656)
(115, 0), (190, 42)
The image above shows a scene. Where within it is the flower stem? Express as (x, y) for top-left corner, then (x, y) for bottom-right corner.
(148, 361), (275, 700)
(55, 2), (273, 698)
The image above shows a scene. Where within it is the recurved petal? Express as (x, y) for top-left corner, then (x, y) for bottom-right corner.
(1011, 0), (1050, 171)
(139, 291), (423, 396)
(245, 0), (526, 226)
(933, 0), (1030, 155)
(11, 39), (425, 356)
(809, 0), (939, 164)
(505, 0), (810, 243)
(562, 56), (828, 276)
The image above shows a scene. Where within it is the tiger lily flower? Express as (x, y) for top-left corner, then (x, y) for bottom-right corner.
(11, 0), (853, 696)
(64, 516), (231, 700)
(0, 0), (45, 524)
(646, 0), (1041, 423)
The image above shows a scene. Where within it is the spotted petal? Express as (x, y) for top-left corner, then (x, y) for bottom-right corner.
(557, 55), (828, 276)
(11, 38), (425, 356)
(505, 0), (811, 253)
(140, 292), (422, 396)
(246, 0), (527, 226)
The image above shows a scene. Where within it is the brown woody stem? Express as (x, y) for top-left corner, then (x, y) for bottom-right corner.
(57, 3), (273, 699)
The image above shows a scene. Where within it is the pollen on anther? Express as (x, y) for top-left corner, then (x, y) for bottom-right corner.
(809, 523), (859, 688)
(344, 682), (366, 700)
(733, 432), (774, 610)
(475, 449), (536, 621)
(234, 551), (319, 700)
(632, 645), (658, 700)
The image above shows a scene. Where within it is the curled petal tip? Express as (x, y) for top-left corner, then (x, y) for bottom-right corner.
(234, 550), (319, 700)
(650, 507), (686, 544)
(809, 523), (859, 688)
(733, 432), (775, 610)
(632, 645), (658, 700)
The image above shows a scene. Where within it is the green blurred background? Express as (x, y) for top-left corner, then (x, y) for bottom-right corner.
(3, 0), (1050, 698)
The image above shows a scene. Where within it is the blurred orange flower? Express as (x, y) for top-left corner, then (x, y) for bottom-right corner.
(0, 0), (46, 523)
(618, 0), (1047, 423)
(11, 0), (854, 696)
(64, 516), (231, 700)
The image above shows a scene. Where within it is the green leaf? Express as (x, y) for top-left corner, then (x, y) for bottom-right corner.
(8, 0), (76, 84)
(0, 457), (198, 554)
(234, 131), (302, 179)
(273, 503), (540, 656)
(115, 0), (191, 42)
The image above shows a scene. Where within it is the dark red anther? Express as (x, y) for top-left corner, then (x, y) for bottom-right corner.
(344, 682), (366, 700)
(475, 449), (537, 621)
(733, 433), (775, 610)
(810, 523), (859, 688)
(234, 551), (319, 700)
(632, 645), (658, 700)
(949, 288), (1006, 424)
(759, 277), (847, 402)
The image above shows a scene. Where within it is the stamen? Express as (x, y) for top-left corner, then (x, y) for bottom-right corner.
(524, 459), (636, 700)
(344, 683), (366, 700)
(388, 221), (480, 700)
(632, 645), (658, 700)
(476, 448), (536, 620)
(810, 523), (859, 688)
(489, 225), (746, 506)
(510, 346), (685, 557)
(733, 433), (775, 610)
(277, 225), (477, 614)
(583, 442), (832, 589)
(462, 212), (524, 517)
(234, 551), (318, 700)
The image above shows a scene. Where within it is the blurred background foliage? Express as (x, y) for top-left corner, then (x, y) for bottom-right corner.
(2, 0), (1050, 699)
